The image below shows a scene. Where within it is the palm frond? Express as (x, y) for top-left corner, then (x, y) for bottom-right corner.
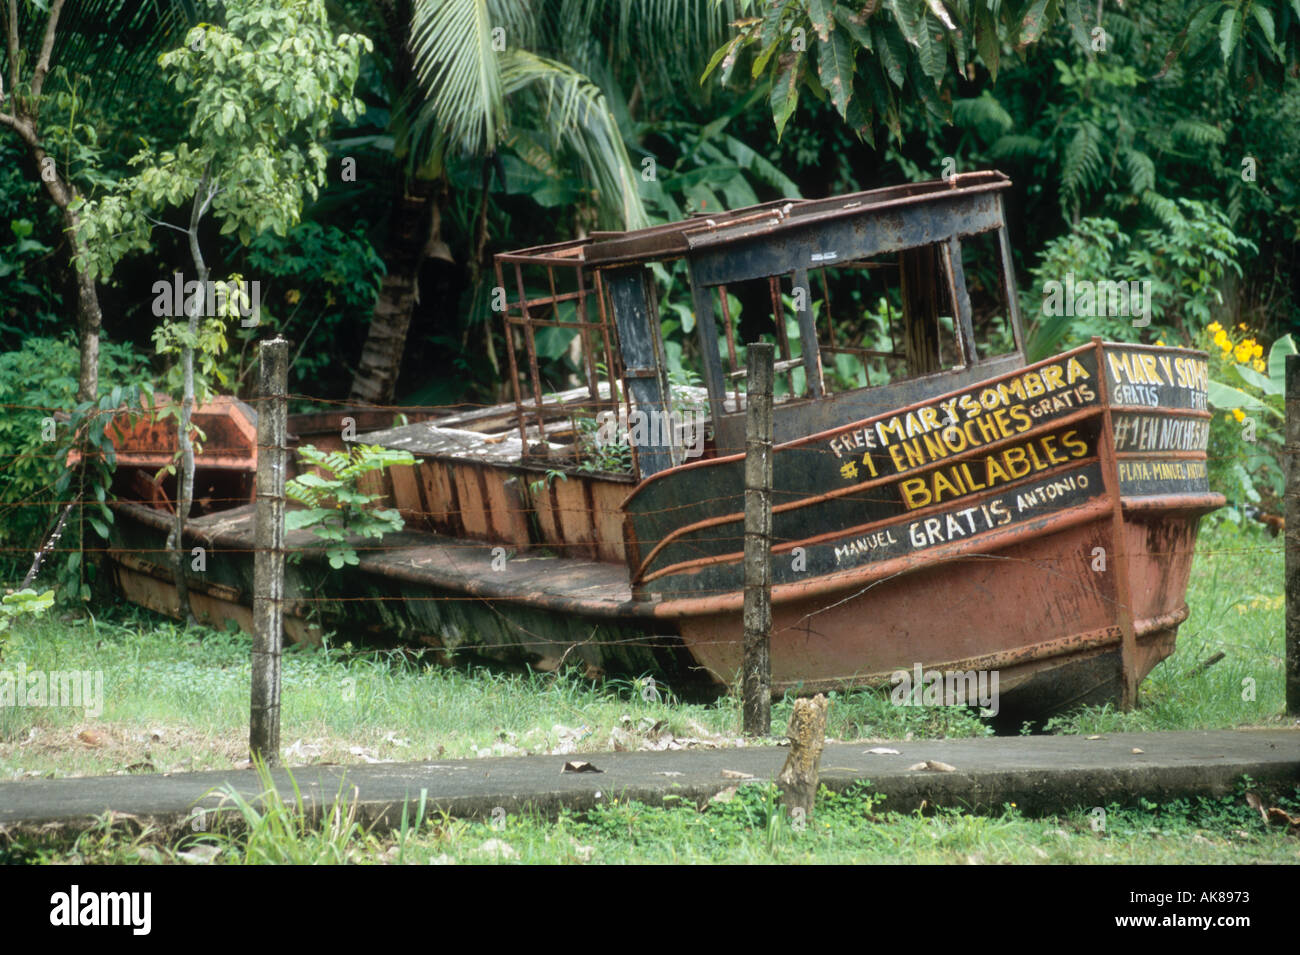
(409, 0), (509, 156)
(500, 48), (647, 229)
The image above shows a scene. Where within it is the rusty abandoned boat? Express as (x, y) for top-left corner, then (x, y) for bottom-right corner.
(104, 171), (1222, 719)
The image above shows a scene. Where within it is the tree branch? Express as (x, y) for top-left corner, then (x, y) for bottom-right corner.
(143, 213), (192, 236)
(30, 0), (66, 107)
(5, 0), (18, 110)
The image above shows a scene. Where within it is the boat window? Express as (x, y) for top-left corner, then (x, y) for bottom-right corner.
(697, 276), (816, 404)
(803, 243), (964, 393)
(959, 230), (1018, 360)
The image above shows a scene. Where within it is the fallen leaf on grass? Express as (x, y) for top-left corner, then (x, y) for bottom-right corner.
(561, 760), (602, 774)
(710, 786), (739, 804)
(77, 729), (107, 748)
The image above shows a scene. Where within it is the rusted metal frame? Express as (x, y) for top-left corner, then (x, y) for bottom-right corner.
(687, 193), (1005, 288)
(717, 284), (741, 405)
(769, 276), (799, 396)
(604, 265), (676, 476)
(1091, 337), (1141, 710)
(623, 340), (1102, 502)
(943, 236), (977, 367)
(513, 261), (548, 449)
(995, 222), (1026, 359)
(495, 236), (590, 263)
(497, 258), (529, 450)
(791, 269), (825, 399)
(632, 402), (1107, 582)
(818, 345), (904, 359)
(574, 266), (601, 405)
(506, 287), (589, 311)
(648, 494), (1112, 616)
(683, 182), (1011, 256)
(687, 261), (728, 428)
(546, 263), (601, 413)
(504, 315), (609, 330)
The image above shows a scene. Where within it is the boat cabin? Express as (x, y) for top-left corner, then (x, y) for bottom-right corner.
(494, 170), (1025, 479)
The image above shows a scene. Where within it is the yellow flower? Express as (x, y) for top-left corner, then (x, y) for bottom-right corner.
(1253, 359), (1266, 372)
(1214, 329), (1230, 348)
(1234, 344), (1251, 363)
(1155, 339), (1165, 346)
(1252, 343), (1263, 359)
(1238, 323), (1249, 330)
(1208, 322), (1223, 333)
(1232, 408), (1245, 423)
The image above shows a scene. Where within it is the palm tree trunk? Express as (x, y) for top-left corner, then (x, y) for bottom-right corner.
(347, 178), (437, 405)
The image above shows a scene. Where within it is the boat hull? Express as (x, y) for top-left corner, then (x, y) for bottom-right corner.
(98, 339), (1221, 719)
(671, 506), (1206, 720)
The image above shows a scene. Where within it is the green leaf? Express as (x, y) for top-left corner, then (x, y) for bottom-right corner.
(701, 32), (744, 84)
(1232, 362), (1276, 395)
(1219, 6), (1239, 63)
(1268, 334), (1296, 389)
(1206, 379), (1282, 418)
(1017, 0), (1052, 49)
(834, 5), (873, 50)
(770, 52), (803, 140)
(817, 27), (856, 119)
(874, 22), (909, 89)
(808, 0), (835, 42)
(88, 516), (110, 539)
(1250, 3), (1277, 53)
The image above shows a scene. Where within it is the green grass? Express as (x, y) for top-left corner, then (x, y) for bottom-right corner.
(0, 517), (1288, 782)
(5, 776), (1298, 865)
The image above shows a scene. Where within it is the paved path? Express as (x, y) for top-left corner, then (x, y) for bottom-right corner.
(1, 729), (1296, 833)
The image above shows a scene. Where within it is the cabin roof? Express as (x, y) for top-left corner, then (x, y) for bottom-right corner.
(496, 171), (1011, 268)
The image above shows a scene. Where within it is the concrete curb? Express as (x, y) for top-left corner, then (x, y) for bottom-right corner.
(1, 729), (1296, 836)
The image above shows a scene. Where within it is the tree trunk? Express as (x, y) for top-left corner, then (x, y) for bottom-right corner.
(347, 181), (438, 405)
(166, 176), (213, 625)
(65, 207), (103, 404)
